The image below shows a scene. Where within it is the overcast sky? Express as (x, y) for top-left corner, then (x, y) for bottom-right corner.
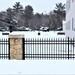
(0, 0), (66, 14)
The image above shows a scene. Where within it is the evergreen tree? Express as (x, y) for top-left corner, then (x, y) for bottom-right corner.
(54, 2), (66, 27)
(24, 5), (33, 27)
(13, 2), (23, 12)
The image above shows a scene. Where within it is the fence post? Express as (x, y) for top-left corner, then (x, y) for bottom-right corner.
(9, 38), (10, 59)
(9, 34), (24, 60)
(22, 38), (25, 60)
(68, 37), (69, 59)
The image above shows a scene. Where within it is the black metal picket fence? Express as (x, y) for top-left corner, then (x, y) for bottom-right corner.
(0, 38), (10, 59)
(0, 37), (75, 60)
(23, 37), (75, 60)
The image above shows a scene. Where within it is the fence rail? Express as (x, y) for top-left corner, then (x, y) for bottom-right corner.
(0, 38), (9, 59)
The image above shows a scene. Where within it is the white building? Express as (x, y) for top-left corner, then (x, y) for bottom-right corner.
(66, 0), (75, 38)
(62, 14), (66, 32)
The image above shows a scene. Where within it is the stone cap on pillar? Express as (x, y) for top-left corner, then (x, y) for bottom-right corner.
(9, 34), (24, 38)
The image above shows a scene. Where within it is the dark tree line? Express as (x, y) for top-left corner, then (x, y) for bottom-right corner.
(0, 2), (65, 31)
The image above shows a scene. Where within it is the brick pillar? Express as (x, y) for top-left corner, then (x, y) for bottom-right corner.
(9, 35), (24, 60)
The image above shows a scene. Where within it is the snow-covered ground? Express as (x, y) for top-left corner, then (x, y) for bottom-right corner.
(0, 31), (75, 74)
(0, 31), (65, 39)
(0, 60), (75, 74)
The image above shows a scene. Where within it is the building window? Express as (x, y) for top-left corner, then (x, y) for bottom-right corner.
(72, 18), (74, 30)
(66, 20), (70, 30)
(66, 0), (71, 13)
(72, 18), (75, 30)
